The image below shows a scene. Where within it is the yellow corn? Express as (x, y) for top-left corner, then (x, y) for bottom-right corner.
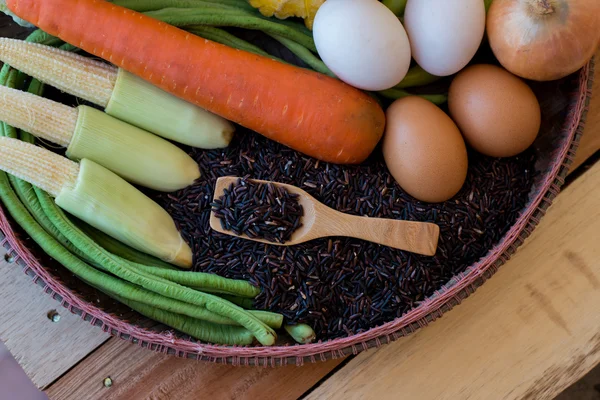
(0, 137), (78, 197)
(106, 70), (235, 149)
(0, 137), (192, 267)
(0, 38), (234, 149)
(68, 105), (200, 192)
(0, 85), (199, 192)
(0, 38), (117, 107)
(56, 159), (192, 267)
(0, 85), (76, 147)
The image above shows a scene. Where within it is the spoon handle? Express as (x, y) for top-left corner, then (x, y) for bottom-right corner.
(322, 209), (440, 256)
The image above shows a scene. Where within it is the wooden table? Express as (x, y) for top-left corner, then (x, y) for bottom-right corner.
(0, 19), (599, 400)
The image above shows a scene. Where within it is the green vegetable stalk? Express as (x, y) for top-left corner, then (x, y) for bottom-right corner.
(382, 0), (408, 16)
(485, 0), (494, 12)
(379, 88), (448, 105)
(285, 324), (316, 344)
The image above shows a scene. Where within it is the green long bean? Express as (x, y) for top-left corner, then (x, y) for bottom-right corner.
(112, 294), (256, 345)
(393, 66), (442, 89)
(113, 0), (256, 12)
(185, 25), (280, 61)
(76, 221), (177, 270)
(96, 279), (278, 328)
(0, 125), (253, 343)
(379, 88), (448, 105)
(47, 197), (261, 299)
(33, 186), (276, 345)
(217, 294), (256, 309)
(269, 34), (336, 77)
(30, 128), (273, 336)
(145, 8), (317, 52)
(485, 0), (494, 12)
(134, 266), (261, 298)
(77, 224), (263, 299)
(33, 183), (277, 330)
(382, 0), (408, 16)
(114, 0), (312, 43)
(285, 323), (316, 344)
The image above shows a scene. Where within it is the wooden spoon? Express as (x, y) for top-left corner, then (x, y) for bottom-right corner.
(210, 177), (440, 256)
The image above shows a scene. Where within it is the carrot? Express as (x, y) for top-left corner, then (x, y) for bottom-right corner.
(7, 0), (386, 164)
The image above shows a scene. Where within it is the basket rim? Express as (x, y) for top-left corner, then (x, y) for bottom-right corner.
(0, 59), (594, 366)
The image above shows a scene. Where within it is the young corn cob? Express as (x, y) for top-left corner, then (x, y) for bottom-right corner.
(0, 38), (235, 149)
(0, 136), (79, 196)
(0, 85), (200, 192)
(0, 136), (192, 268)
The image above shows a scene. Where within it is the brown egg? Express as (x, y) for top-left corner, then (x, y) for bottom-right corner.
(448, 64), (541, 158)
(383, 97), (468, 203)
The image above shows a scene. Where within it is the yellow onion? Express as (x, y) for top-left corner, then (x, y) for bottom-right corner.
(487, 0), (600, 81)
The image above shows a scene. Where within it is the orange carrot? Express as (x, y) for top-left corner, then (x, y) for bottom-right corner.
(7, 0), (386, 164)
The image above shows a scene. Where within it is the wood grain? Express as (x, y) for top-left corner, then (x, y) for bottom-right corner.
(307, 161), (600, 400)
(0, 257), (109, 389)
(45, 338), (343, 400)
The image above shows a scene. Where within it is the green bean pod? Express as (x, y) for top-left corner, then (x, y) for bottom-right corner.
(269, 34), (336, 77)
(379, 88), (448, 105)
(116, 295), (257, 346)
(0, 147), (250, 343)
(394, 65), (442, 89)
(135, 266), (261, 298)
(113, 0), (256, 13)
(34, 193), (277, 345)
(382, 0), (408, 16)
(144, 8), (317, 52)
(284, 324), (316, 344)
(219, 294), (256, 309)
(185, 25), (280, 61)
(76, 222), (177, 270)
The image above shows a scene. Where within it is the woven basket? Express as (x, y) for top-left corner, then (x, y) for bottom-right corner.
(0, 54), (594, 366)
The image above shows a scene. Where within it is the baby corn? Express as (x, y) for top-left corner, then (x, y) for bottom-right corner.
(0, 85), (199, 192)
(0, 136), (78, 196)
(0, 137), (192, 267)
(0, 38), (234, 149)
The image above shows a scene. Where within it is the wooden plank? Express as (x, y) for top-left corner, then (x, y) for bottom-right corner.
(307, 161), (600, 400)
(45, 338), (343, 400)
(0, 257), (109, 389)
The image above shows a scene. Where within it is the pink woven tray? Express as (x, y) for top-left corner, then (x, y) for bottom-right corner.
(0, 60), (594, 366)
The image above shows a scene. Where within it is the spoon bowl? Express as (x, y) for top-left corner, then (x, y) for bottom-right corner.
(210, 176), (440, 256)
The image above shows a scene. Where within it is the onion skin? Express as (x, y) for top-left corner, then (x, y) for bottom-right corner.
(487, 0), (600, 81)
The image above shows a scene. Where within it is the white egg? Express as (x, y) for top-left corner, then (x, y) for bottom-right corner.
(313, 0), (411, 91)
(404, 0), (485, 76)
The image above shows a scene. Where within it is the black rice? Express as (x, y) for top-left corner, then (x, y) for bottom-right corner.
(211, 178), (304, 244)
(153, 129), (536, 340)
